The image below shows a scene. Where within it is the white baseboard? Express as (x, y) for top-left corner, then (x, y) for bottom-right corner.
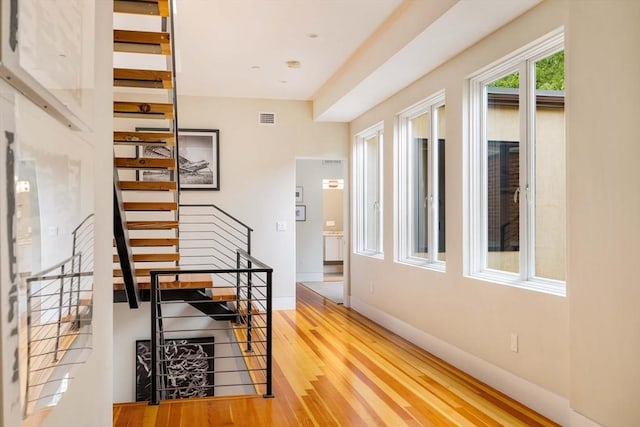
(570, 410), (603, 427)
(296, 272), (323, 282)
(351, 297), (573, 426)
(272, 296), (295, 310)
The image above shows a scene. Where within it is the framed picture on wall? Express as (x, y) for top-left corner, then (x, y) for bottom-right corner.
(295, 186), (303, 203)
(295, 205), (306, 221)
(136, 128), (220, 190)
(135, 337), (215, 401)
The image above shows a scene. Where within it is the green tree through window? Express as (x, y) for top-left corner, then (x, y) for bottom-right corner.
(489, 51), (564, 91)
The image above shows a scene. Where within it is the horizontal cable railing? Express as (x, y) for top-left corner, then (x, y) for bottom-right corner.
(149, 250), (272, 405)
(179, 204), (253, 286)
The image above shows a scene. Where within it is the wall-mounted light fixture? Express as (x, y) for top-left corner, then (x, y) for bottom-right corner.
(322, 179), (344, 190)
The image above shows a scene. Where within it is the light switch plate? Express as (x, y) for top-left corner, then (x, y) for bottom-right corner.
(276, 221), (287, 232)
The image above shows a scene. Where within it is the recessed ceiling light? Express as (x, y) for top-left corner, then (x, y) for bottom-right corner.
(286, 60), (301, 69)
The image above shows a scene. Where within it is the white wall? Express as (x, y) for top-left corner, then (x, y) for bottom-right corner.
(296, 160), (325, 282)
(349, 0), (570, 422)
(567, 1), (640, 426)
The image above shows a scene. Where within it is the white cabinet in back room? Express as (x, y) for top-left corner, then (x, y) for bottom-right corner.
(324, 234), (343, 261)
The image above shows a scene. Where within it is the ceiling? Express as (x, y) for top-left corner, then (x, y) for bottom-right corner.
(116, 0), (542, 122)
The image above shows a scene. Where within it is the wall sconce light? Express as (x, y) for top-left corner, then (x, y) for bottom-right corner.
(322, 179), (344, 190)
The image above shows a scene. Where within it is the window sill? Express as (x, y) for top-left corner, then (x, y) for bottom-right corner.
(397, 258), (446, 273)
(354, 251), (384, 260)
(467, 271), (566, 297)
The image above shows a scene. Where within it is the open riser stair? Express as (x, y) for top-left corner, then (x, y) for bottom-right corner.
(112, 0), (274, 406)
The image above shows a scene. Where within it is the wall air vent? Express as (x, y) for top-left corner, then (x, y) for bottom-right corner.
(322, 160), (342, 166)
(258, 112), (276, 126)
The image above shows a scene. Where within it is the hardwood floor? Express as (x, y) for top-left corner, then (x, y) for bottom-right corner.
(113, 284), (559, 426)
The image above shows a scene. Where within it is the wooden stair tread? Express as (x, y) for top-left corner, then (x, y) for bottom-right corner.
(114, 0), (170, 17)
(119, 181), (177, 191)
(128, 238), (179, 246)
(125, 238), (179, 247)
(125, 220), (178, 230)
(113, 273), (213, 289)
(113, 101), (174, 119)
(114, 267), (179, 277)
(123, 202), (178, 211)
(113, 253), (180, 263)
(114, 157), (175, 169)
(114, 29), (170, 55)
(114, 68), (172, 89)
(114, 131), (175, 146)
(212, 287), (237, 302)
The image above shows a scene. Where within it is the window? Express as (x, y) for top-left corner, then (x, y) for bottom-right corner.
(354, 124), (383, 256)
(468, 31), (565, 295)
(397, 92), (445, 268)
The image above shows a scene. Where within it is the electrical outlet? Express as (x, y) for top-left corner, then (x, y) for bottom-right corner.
(510, 332), (518, 353)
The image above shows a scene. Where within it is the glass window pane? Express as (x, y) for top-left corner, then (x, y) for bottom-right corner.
(364, 134), (379, 252)
(486, 71), (520, 274)
(534, 51), (565, 280)
(410, 113), (429, 259)
(436, 105), (446, 262)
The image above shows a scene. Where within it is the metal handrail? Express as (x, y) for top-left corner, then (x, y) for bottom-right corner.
(71, 213), (94, 236)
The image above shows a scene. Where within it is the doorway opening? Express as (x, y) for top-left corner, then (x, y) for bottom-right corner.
(295, 159), (346, 304)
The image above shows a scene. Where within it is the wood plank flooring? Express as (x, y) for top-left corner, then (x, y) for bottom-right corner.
(113, 284), (559, 426)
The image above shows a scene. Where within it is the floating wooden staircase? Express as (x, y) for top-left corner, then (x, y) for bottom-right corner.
(113, 0), (181, 304)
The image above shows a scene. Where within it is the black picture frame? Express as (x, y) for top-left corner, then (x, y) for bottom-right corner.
(135, 337), (215, 401)
(136, 128), (220, 190)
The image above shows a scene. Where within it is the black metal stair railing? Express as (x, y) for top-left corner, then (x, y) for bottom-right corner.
(149, 250), (273, 405)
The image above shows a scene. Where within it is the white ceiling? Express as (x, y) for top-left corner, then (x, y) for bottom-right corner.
(173, 0), (403, 102)
(116, 0), (542, 122)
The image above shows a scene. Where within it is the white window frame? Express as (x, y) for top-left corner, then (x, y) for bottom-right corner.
(354, 123), (383, 257)
(467, 29), (565, 296)
(396, 91), (445, 270)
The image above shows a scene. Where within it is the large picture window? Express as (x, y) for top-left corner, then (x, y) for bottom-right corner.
(354, 124), (383, 256)
(468, 31), (565, 295)
(397, 92), (445, 268)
